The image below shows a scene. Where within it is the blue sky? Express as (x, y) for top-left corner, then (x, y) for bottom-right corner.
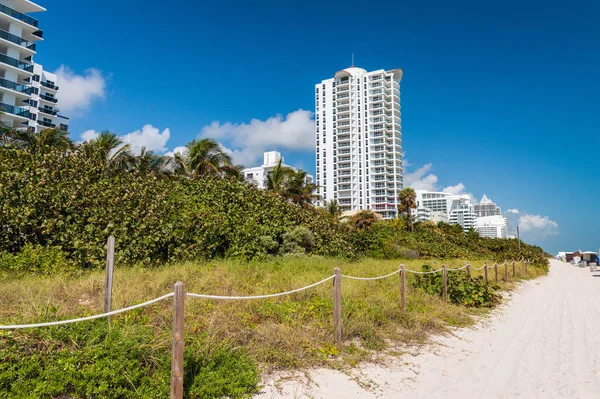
(37, 0), (599, 254)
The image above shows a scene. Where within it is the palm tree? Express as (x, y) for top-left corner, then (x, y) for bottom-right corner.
(173, 138), (232, 178)
(285, 169), (320, 205)
(397, 187), (417, 231)
(326, 199), (342, 220)
(265, 159), (292, 195)
(81, 131), (134, 174)
(0, 127), (72, 154)
(131, 146), (174, 177)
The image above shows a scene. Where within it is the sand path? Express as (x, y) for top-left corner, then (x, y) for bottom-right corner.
(256, 259), (600, 398)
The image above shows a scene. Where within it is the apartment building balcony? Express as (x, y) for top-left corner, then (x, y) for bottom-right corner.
(0, 102), (31, 120)
(0, 76), (31, 96)
(39, 94), (57, 103)
(0, 3), (40, 29)
(0, 52), (33, 74)
(338, 171), (351, 176)
(38, 106), (57, 116)
(338, 163), (351, 170)
(337, 106), (350, 115)
(0, 29), (36, 53)
(338, 149), (351, 155)
(38, 119), (55, 128)
(41, 81), (58, 91)
(337, 135), (350, 143)
(337, 129), (350, 135)
(337, 98), (349, 106)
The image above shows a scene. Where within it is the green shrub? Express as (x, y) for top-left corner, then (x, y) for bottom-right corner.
(279, 226), (315, 255)
(0, 244), (75, 278)
(411, 264), (501, 307)
(0, 320), (260, 399)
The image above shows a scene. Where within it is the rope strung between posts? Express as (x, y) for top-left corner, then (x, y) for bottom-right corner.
(447, 264), (469, 271)
(405, 268), (445, 275)
(186, 275), (335, 300)
(473, 265), (487, 271)
(341, 269), (401, 281)
(0, 293), (174, 330)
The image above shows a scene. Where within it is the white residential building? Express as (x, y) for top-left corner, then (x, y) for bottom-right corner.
(315, 65), (403, 219)
(474, 194), (502, 217)
(474, 215), (509, 239)
(0, 1), (68, 132)
(413, 190), (477, 231)
(242, 151), (313, 189)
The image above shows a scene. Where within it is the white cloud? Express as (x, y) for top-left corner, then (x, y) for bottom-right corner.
(164, 146), (187, 158)
(120, 125), (170, 154)
(506, 209), (520, 214)
(78, 124), (171, 155)
(442, 183), (476, 202)
(55, 66), (107, 115)
(404, 163), (438, 190)
(518, 214), (559, 237)
(199, 109), (314, 166)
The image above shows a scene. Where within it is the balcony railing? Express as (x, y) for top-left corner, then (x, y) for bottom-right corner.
(38, 120), (56, 128)
(0, 29), (36, 51)
(0, 102), (31, 119)
(41, 81), (59, 90)
(0, 53), (33, 72)
(0, 77), (31, 94)
(40, 94), (58, 103)
(38, 107), (57, 116)
(0, 3), (39, 28)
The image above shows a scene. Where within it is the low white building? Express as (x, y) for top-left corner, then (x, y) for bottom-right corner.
(242, 151), (313, 189)
(412, 190), (476, 231)
(474, 215), (509, 239)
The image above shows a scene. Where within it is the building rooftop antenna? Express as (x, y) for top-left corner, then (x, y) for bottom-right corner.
(351, 52), (355, 67)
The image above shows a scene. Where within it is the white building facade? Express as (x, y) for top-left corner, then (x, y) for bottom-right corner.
(413, 190), (477, 231)
(243, 151), (313, 189)
(474, 215), (509, 239)
(0, 1), (68, 132)
(474, 194), (502, 217)
(315, 66), (403, 219)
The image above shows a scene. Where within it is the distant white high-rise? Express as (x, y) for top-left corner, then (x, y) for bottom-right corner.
(242, 151), (313, 189)
(474, 194), (502, 217)
(412, 190), (478, 231)
(474, 215), (509, 239)
(0, 1), (68, 132)
(315, 65), (403, 219)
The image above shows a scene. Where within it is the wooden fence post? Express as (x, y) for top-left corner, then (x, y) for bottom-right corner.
(171, 282), (185, 399)
(104, 235), (115, 314)
(494, 261), (498, 284)
(466, 262), (471, 276)
(442, 265), (448, 303)
(400, 264), (406, 311)
(504, 261), (508, 281)
(484, 262), (488, 284)
(522, 257), (526, 273)
(333, 268), (342, 346)
(512, 260), (516, 278)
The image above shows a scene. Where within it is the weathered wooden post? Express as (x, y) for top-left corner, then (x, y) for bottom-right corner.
(494, 262), (498, 283)
(484, 262), (488, 284)
(171, 282), (185, 399)
(104, 235), (115, 314)
(466, 262), (471, 276)
(400, 264), (406, 311)
(504, 261), (508, 281)
(333, 268), (342, 345)
(512, 260), (516, 278)
(442, 265), (448, 303)
(522, 257), (526, 273)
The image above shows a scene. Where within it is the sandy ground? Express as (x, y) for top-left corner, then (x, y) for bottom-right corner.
(256, 259), (600, 398)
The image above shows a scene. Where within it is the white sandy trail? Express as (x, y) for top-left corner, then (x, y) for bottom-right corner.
(256, 260), (600, 398)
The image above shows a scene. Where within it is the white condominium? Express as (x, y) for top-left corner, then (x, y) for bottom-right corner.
(474, 215), (509, 239)
(0, 0), (68, 132)
(243, 151), (313, 189)
(413, 190), (477, 231)
(315, 66), (403, 219)
(474, 194), (502, 217)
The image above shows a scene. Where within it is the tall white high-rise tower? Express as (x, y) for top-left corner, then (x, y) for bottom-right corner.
(315, 66), (403, 219)
(0, 0), (69, 132)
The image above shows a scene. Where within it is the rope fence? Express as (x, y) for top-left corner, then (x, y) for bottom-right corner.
(0, 245), (536, 399)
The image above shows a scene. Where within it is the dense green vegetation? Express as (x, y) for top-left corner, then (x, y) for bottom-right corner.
(0, 128), (549, 398)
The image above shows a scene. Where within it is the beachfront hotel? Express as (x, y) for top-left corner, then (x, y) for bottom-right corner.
(315, 66), (403, 219)
(0, 0), (68, 132)
(412, 190), (478, 231)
